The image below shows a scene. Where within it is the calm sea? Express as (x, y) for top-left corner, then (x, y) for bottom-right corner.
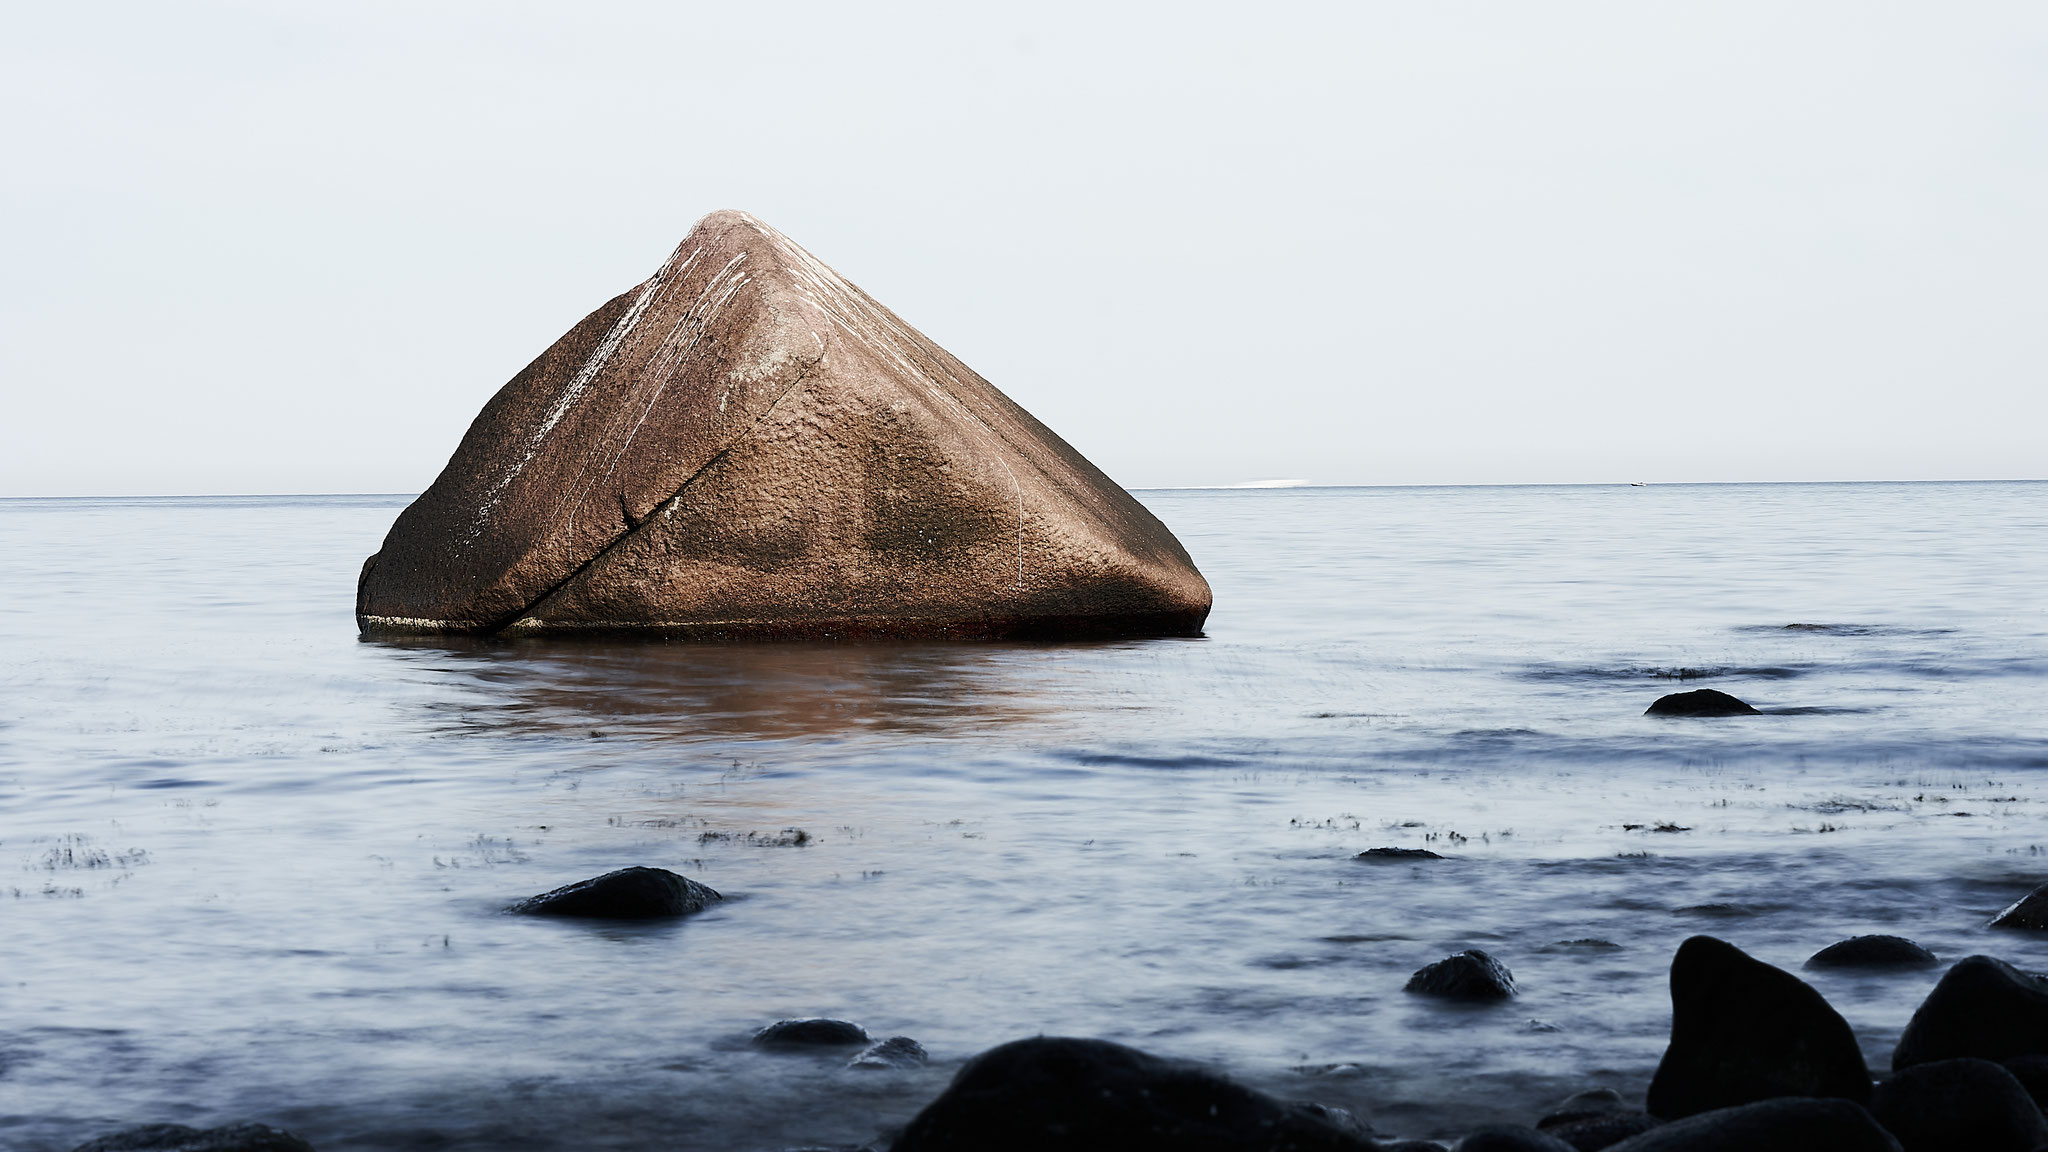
(1, 483), (2044, 1149)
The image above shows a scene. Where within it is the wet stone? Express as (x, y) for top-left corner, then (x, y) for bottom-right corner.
(1645, 935), (1869, 1120)
(1805, 934), (1939, 969)
(1405, 949), (1516, 1000)
(1538, 1112), (1662, 1151)
(1990, 883), (2048, 929)
(1599, 1098), (1899, 1152)
(1643, 689), (1758, 717)
(1357, 847), (1444, 860)
(753, 1018), (870, 1048)
(1868, 1057), (2048, 1152)
(1894, 955), (2048, 1070)
(890, 1035), (1378, 1151)
(848, 1036), (928, 1069)
(1453, 1126), (1577, 1151)
(508, 866), (720, 919)
(71, 1124), (316, 1152)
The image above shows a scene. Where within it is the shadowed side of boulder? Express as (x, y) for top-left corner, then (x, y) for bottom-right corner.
(1646, 936), (1869, 1120)
(1893, 955), (2048, 1070)
(508, 866), (720, 919)
(1868, 1057), (2048, 1152)
(1990, 883), (2048, 929)
(891, 1036), (1382, 1152)
(357, 210), (1211, 642)
(1644, 689), (1758, 717)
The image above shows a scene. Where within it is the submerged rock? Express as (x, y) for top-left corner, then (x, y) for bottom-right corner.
(890, 1035), (1379, 1151)
(753, 1018), (870, 1048)
(1893, 955), (2048, 1070)
(1643, 689), (1758, 717)
(1805, 935), (1939, 969)
(1989, 883), (2048, 929)
(849, 1035), (928, 1069)
(1867, 1057), (2048, 1152)
(71, 1124), (314, 1152)
(356, 210), (1211, 642)
(1600, 1098), (1898, 1151)
(1405, 950), (1516, 1000)
(1645, 935), (1869, 1120)
(509, 866), (720, 919)
(1357, 847), (1444, 861)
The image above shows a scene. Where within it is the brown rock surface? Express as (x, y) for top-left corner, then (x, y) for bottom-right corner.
(357, 211), (1210, 640)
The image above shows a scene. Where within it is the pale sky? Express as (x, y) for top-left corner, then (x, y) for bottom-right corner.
(4, 1), (2044, 496)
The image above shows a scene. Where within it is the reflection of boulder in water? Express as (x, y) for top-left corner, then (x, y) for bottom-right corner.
(357, 210), (1209, 642)
(393, 637), (1064, 741)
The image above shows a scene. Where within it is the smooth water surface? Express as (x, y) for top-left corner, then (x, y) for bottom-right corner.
(1, 483), (2045, 1149)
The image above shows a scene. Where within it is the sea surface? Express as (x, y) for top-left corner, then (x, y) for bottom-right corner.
(1, 482), (2045, 1150)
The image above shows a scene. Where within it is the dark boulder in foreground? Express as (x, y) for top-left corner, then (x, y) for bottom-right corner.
(1989, 883), (2048, 929)
(1644, 689), (1758, 717)
(753, 1018), (870, 1048)
(356, 210), (1211, 642)
(1998, 1052), (2048, 1112)
(72, 1124), (314, 1152)
(849, 1035), (928, 1069)
(1893, 955), (2048, 1070)
(1805, 935), (1939, 969)
(891, 1036), (1380, 1151)
(1867, 1057), (2048, 1152)
(1405, 950), (1516, 1001)
(1357, 847), (1444, 861)
(1452, 1127), (1576, 1151)
(1646, 936), (1869, 1120)
(1601, 1098), (1899, 1151)
(509, 866), (720, 919)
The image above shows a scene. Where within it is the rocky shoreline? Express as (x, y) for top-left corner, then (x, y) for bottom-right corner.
(70, 900), (2048, 1152)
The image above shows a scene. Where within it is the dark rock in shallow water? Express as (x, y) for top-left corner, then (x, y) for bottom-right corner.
(1804, 935), (1938, 969)
(1405, 950), (1516, 1000)
(1357, 847), (1444, 860)
(1600, 1098), (1899, 1151)
(1645, 935), (1869, 1120)
(72, 1124), (314, 1152)
(849, 1035), (927, 1069)
(1644, 689), (1758, 717)
(354, 210), (1211, 642)
(1535, 1089), (1662, 1150)
(1452, 1127), (1576, 1151)
(1989, 883), (2048, 929)
(890, 1035), (1380, 1151)
(1538, 1113), (1661, 1151)
(509, 866), (720, 919)
(753, 1018), (870, 1048)
(1893, 955), (2048, 1070)
(1867, 1057), (2048, 1152)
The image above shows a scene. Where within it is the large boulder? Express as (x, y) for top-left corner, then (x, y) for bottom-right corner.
(356, 211), (1211, 641)
(1867, 1057), (2048, 1152)
(1893, 955), (2048, 1070)
(1645, 936), (1870, 1120)
(1600, 1098), (1899, 1151)
(890, 1036), (1380, 1151)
